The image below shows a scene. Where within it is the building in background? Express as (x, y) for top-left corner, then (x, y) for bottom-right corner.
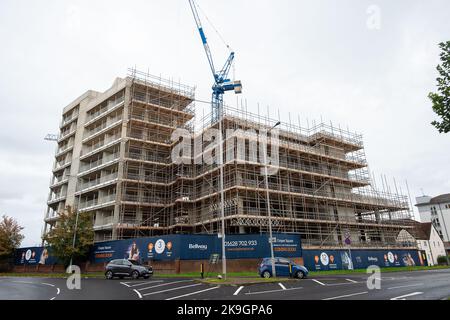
(444, 242), (450, 256)
(413, 222), (446, 266)
(416, 193), (450, 242)
(43, 70), (417, 254)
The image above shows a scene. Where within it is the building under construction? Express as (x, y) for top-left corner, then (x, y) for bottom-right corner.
(44, 70), (417, 251)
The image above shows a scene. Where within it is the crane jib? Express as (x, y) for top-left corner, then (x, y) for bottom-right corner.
(189, 0), (242, 123)
(199, 27), (207, 45)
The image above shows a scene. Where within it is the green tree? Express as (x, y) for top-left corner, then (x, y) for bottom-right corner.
(429, 41), (450, 133)
(0, 215), (24, 260)
(43, 206), (94, 266)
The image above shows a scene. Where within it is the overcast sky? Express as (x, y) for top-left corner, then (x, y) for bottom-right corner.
(0, 0), (449, 246)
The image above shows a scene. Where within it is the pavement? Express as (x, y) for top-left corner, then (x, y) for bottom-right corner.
(0, 268), (449, 300)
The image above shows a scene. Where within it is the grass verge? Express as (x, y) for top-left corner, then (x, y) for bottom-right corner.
(308, 265), (449, 276)
(1, 265), (448, 281)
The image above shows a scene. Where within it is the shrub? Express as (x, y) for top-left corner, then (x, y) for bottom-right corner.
(437, 255), (450, 265)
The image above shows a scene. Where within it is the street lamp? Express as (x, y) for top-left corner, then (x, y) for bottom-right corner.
(263, 121), (280, 278)
(218, 115), (227, 279)
(69, 176), (82, 271)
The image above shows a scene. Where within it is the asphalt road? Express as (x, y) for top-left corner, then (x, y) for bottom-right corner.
(1, 269), (449, 300)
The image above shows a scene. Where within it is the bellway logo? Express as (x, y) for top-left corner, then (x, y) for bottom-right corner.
(189, 243), (208, 250)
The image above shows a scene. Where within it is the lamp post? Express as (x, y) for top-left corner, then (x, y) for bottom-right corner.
(263, 121), (280, 278)
(69, 176), (81, 271)
(218, 115), (227, 279)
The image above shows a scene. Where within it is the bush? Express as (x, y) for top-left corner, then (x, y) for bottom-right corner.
(437, 255), (450, 265)
(0, 258), (13, 272)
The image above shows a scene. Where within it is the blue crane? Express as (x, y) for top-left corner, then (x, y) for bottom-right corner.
(188, 0), (242, 123)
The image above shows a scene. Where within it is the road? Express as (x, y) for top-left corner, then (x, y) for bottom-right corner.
(0, 269), (449, 300)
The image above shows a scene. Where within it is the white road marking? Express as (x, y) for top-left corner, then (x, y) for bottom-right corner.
(390, 292), (423, 300)
(12, 281), (36, 285)
(245, 287), (303, 295)
(41, 283), (55, 287)
(233, 286), (244, 296)
(120, 282), (131, 287)
(138, 280), (193, 292)
(142, 283), (203, 297)
(312, 279), (326, 286)
(121, 280), (148, 285)
(388, 283), (423, 290)
(166, 286), (220, 301)
(11, 280), (60, 300)
(322, 291), (368, 300)
(278, 283), (287, 290)
(133, 289), (143, 299)
(128, 280), (164, 288)
(346, 279), (358, 283)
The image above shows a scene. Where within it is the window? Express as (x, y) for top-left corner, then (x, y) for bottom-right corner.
(278, 258), (291, 265)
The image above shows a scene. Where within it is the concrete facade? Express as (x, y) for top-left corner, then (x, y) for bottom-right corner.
(416, 194), (450, 242)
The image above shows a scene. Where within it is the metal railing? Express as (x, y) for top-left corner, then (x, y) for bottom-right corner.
(79, 152), (120, 173)
(79, 194), (116, 210)
(85, 96), (125, 124)
(81, 134), (121, 156)
(77, 172), (119, 191)
(94, 216), (114, 227)
(83, 115), (123, 140)
(60, 111), (79, 127)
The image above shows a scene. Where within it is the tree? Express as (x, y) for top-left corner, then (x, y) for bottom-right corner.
(429, 41), (450, 133)
(0, 215), (25, 260)
(43, 206), (94, 266)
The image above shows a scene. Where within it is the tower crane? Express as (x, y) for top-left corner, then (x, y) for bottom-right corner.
(188, 0), (242, 279)
(188, 0), (242, 123)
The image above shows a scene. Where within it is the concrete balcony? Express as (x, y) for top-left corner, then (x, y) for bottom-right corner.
(79, 152), (120, 175)
(60, 112), (78, 128)
(82, 116), (123, 143)
(85, 97), (125, 126)
(47, 192), (67, 205)
(49, 175), (69, 188)
(94, 216), (114, 230)
(79, 194), (116, 211)
(76, 172), (119, 193)
(80, 134), (121, 159)
(121, 194), (169, 206)
(55, 144), (74, 157)
(126, 151), (169, 164)
(52, 160), (71, 172)
(58, 128), (77, 143)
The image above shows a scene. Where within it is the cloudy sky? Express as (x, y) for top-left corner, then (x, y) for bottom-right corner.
(0, 0), (449, 246)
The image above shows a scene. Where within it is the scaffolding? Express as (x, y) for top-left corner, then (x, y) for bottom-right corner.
(52, 70), (416, 250)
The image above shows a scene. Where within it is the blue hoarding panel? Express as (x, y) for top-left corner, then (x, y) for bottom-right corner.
(14, 247), (57, 266)
(89, 233), (302, 264)
(302, 249), (421, 271)
(14, 233), (422, 272)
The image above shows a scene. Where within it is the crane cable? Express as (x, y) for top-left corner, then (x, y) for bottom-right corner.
(194, 1), (236, 80)
(195, 1), (233, 52)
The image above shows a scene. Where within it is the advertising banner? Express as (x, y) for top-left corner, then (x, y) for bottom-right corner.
(15, 234), (420, 271)
(14, 247), (57, 265)
(90, 233), (302, 264)
(302, 249), (421, 271)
